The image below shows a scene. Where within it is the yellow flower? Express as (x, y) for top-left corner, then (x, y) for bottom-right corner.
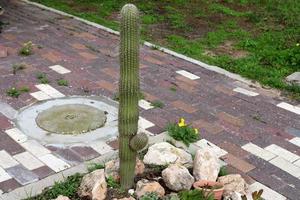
(178, 118), (186, 127)
(194, 128), (198, 134)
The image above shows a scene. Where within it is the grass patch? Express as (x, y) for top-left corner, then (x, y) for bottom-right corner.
(31, 0), (300, 99)
(6, 86), (30, 98)
(87, 163), (104, 173)
(25, 173), (83, 200)
(150, 100), (165, 108)
(57, 79), (69, 86)
(36, 72), (50, 84)
(19, 41), (33, 56)
(12, 63), (26, 75)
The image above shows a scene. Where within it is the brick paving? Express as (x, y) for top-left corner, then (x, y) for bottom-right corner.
(0, 1), (300, 199)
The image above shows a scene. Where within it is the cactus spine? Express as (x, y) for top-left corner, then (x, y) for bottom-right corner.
(119, 4), (146, 189)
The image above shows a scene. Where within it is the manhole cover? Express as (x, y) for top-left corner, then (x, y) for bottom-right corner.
(36, 104), (107, 135)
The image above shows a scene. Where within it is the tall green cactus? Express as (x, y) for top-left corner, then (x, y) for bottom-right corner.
(118, 4), (147, 189)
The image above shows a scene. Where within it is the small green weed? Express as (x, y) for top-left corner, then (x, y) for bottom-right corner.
(36, 73), (49, 84)
(179, 189), (214, 200)
(6, 86), (30, 98)
(218, 166), (228, 177)
(150, 100), (165, 108)
(140, 192), (160, 200)
(167, 118), (199, 146)
(12, 63), (26, 75)
(19, 41), (33, 56)
(57, 79), (69, 86)
(169, 86), (177, 92)
(87, 163), (104, 173)
(107, 175), (120, 189)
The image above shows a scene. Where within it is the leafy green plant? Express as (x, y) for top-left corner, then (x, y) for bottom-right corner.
(12, 63), (26, 75)
(178, 189), (214, 200)
(57, 79), (69, 86)
(6, 86), (30, 98)
(150, 100), (165, 108)
(140, 192), (160, 200)
(19, 41), (33, 56)
(169, 86), (177, 92)
(87, 163), (104, 173)
(107, 175), (120, 188)
(36, 72), (49, 84)
(167, 118), (199, 146)
(218, 166), (228, 177)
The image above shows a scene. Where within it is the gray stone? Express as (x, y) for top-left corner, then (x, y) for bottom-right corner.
(6, 165), (39, 185)
(218, 174), (248, 195)
(223, 191), (243, 200)
(143, 142), (192, 166)
(162, 164), (194, 191)
(286, 72), (300, 85)
(135, 179), (165, 199)
(193, 148), (220, 181)
(78, 169), (107, 200)
(52, 195), (70, 200)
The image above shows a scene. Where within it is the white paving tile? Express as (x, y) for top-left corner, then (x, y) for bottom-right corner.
(194, 139), (228, 158)
(0, 167), (12, 182)
(138, 100), (154, 110)
(242, 143), (276, 161)
(176, 70), (200, 80)
(138, 117), (155, 129)
(30, 91), (51, 101)
(293, 159), (300, 168)
(21, 140), (51, 157)
(35, 84), (65, 98)
(277, 102), (300, 115)
(90, 141), (113, 155)
(289, 137), (300, 147)
(0, 150), (19, 169)
(13, 152), (44, 170)
(248, 182), (286, 200)
(5, 128), (27, 143)
(39, 154), (70, 172)
(233, 87), (259, 96)
(49, 65), (71, 74)
(265, 144), (300, 163)
(269, 157), (300, 178)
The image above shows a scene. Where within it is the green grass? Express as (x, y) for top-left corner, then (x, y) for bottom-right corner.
(6, 86), (30, 98)
(150, 100), (165, 108)
(36, 72), (50, 84)
(57, 79), (69, 86)
(31, 0), (300, 100)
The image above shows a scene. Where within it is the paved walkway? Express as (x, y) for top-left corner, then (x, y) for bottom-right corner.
(0, 1), (300, 199)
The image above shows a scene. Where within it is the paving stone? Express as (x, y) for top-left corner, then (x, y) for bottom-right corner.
(6, 165), (39, 185)
(79, 52), (98, 60)
(218, 141), (249, 158)
(242, 143), (276, 161)
(285, 127), (300, 137)
(172, 100), (197, 113)
(38, 154), (71, 173)
(96, 80), (117, 92)
(146, 125), (164, 135)
(102, 67), (119, 79)
(176, 70), (200, 80)
(293, 159), (300, 167)
(0, 132), (25, 155)
(42, 52), (62, 63)
(217, 112), (245, 127)
(226, 165), (256, 184)
(70, 146), (100, 161)
(0, 178), (21, 193)
(269, 157), (300, 178)
(277, 102), (300, 115)
(35, 84), (65, 98)
(106, 139), (119, 150)
(193, 139), (227, 158)
(0, 150), (19, 169)
(70, 43), (87, 50)
(21, 140), (51, 157)
(233, 87), (259, 96)
(193, 119), (223, 134)
(47, 146), (83, 165)
(0, 102), (18, 120)
(30, 91), (51, 101)
(248, 182), (286, 200)
(0, 115), (12, 130)
(13, 152), (44, 170)
(286, 72), (300, 85)
(49, 65), (71, 74)
(139, 117), (155, 129)
(289, 137), (300, 147)
(0, 46), (8, 58)
(277, 184), (300, 200)
(0, 167), (12, 182)
(32, 165), (55, 179)
(139, 99), (154, 110)
(5, 128), (27, 143)
(221, 153), (255, 173)
(265, 144), (300, 163)
(90, 141), (113, 155)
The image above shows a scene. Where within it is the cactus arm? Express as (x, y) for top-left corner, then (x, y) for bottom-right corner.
(118, 4), (141, 189)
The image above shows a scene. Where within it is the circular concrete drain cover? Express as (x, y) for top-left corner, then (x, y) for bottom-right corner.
(36, 104), (107, 135)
